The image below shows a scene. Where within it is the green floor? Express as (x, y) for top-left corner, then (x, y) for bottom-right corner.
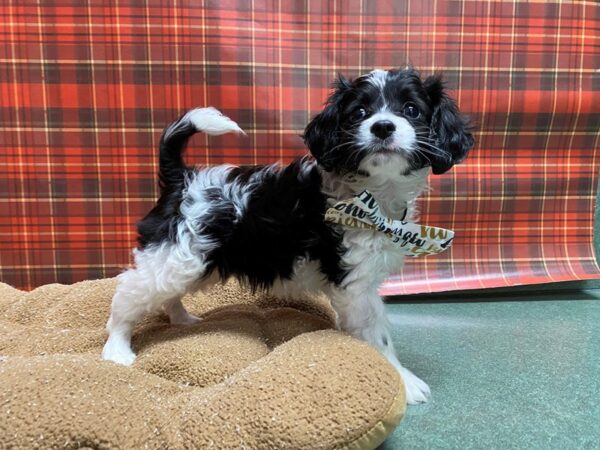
(378, 289), (600, 450)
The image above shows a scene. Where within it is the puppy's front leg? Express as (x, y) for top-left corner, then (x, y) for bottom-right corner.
(329, 285), (431, 404)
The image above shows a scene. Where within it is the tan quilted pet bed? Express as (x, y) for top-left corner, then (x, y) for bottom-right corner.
(0, 278), (405, 449)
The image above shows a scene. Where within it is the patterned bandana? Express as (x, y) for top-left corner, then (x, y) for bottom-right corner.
(325, 190), (454, 257)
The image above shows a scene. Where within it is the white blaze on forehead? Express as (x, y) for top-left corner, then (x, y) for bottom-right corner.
(367, 69), (388, 90)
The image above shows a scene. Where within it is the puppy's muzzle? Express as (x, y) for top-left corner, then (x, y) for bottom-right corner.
(370, 120), (396, 140)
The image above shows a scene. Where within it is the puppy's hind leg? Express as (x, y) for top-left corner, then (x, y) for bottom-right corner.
(163, 270), (220, 325)
(102, 242), (209, 366)
(164, 297), (201, 325)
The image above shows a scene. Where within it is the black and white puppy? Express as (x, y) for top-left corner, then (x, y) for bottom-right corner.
(102, 68), (473, 404)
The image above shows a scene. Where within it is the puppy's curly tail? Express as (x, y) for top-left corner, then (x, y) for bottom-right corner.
(158, 107), (245, 188)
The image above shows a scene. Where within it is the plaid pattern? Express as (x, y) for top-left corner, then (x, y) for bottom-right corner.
(1, 1), (599, 294)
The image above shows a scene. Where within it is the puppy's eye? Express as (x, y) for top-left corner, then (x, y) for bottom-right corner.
(351, 107), (368, 122)
(402, 103), (420, 119)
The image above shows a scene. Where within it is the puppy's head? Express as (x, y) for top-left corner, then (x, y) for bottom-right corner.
(303, 68), (474, 178)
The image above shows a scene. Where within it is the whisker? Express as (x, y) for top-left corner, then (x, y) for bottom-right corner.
(325, 141), (353, 154)
(414, 140), (449, 154)
(345, 148), (364, 172)
(414, 140), (452, 162)
(338, 128), (357, 138)
(411, 147), (433, 166)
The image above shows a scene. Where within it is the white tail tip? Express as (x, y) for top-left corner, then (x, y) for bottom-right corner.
(184, 107), (245, 136)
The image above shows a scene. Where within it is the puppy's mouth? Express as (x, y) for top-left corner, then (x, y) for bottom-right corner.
(370, 140), (412, 156)
(365, 140), (429, 175)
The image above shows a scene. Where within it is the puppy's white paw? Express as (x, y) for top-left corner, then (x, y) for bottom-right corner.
(102, 338), (136, 366)
(398, 365), (431, 404)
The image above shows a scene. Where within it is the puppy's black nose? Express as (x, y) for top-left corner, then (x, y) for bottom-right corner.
(370, 120), (396, 140)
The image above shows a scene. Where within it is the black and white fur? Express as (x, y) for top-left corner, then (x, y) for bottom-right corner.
(102, 68), (474, 404)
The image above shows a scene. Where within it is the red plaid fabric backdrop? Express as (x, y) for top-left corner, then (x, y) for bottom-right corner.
(1, 1), (599, 294)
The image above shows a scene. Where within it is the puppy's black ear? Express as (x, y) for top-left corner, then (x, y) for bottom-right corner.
(303, 75), (351, 171)
(424, 75), (474, 175)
